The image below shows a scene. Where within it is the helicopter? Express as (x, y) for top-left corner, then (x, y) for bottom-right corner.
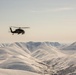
(9, 26), (30, 35)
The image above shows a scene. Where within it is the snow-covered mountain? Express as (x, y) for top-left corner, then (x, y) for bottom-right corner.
(0, 42), (76, 75)
(32, 42), (66, 61)
(61, 42), (76, 50)
(0, 42), (49, 74)
(45, 42), (61, 47)
(0, 43), (11, 47)
(31, 42), (76, 75)
(25, 41), (42, 52)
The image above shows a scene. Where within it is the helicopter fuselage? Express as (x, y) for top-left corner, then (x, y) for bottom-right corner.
(14, 29), (25, 34)
(10, 27), (25, 34)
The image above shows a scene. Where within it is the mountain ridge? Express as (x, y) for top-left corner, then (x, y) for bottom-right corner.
(0, 42), (76, 75)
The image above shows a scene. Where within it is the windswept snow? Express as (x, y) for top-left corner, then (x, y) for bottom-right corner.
(0, 42), (76, 75)
(0, 43), (47, 73)
(0, 69), (40, 75)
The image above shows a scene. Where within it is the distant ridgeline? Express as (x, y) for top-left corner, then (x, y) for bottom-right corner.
(0, 41), (76, 50)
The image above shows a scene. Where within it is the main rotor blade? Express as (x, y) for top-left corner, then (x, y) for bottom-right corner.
(21, 27), (30, 29)
(10, 26), (30, 29)
(10, 26), (19, 28)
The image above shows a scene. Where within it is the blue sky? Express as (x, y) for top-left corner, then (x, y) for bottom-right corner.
(0, 0), (76, 43)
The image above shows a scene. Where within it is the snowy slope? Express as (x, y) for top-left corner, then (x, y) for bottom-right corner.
(0, 43), (48, 74)
(32, 42), (66, 59)
(61, 42), (76, 50)
(0, 42), (76, 75)
(25, 41), (63, 52)
(26, 41), (42, 52)
(31, 42), (76, 75)
(0, 69), (40, 75)
(48, 54), (76, 75)
(0, 43), (11, 47)
(45, 42), (61, 47)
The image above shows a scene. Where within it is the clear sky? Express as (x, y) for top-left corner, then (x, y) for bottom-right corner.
(0, 0), (76, 43)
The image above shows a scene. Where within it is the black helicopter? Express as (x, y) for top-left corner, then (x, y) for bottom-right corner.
(9, 26), (30, 35)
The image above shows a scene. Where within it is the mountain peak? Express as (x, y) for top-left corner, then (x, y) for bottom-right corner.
(70, 42), (76, 46)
